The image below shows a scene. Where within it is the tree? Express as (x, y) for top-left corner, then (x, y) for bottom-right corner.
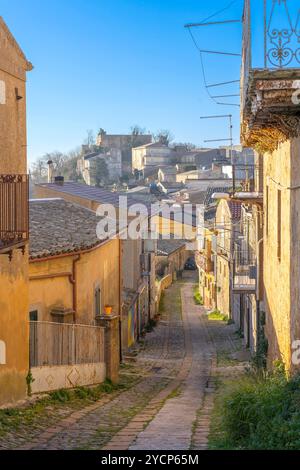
(172, 142), (196, 151)
(130, 125), (146, 136)
(153, 129), (174, 146)
(31, 157), (48, 182)
(84, 129), (95, 147)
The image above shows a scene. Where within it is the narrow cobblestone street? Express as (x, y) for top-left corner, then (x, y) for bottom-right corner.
(0, 274), (242, 451)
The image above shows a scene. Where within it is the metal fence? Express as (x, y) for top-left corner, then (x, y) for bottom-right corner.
(29, 321), (105, 368)
(233, 246), (257, 292)
(0, 174), (29, 249)
(243, 0), (300, 70)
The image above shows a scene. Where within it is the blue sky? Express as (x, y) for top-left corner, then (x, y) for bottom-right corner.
(1, 0), (251, 164)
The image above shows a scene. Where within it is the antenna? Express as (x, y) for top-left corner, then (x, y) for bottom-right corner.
(200, 114), (235, 191)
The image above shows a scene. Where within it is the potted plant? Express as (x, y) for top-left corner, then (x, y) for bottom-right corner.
(104, 304), (113, 315)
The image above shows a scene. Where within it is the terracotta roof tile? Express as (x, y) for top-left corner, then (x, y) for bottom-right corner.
(29, 199), (114, 260)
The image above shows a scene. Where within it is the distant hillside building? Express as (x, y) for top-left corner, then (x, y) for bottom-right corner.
(97, 129), (152, 174)
(77, 148), (122, 185)
(132, 142), (173, 172)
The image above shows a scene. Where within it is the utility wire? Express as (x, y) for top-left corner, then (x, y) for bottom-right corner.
(186, 0), (242, 107)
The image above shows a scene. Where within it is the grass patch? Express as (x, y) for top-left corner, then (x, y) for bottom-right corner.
(217, 350), (240, 367)
(0, 375), (137, 439)
(193, 286), (203, 305)
(209, 365), (300, 450)
(207, 310), (228, 322)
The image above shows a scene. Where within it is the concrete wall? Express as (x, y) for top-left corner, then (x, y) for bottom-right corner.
(31, 363), (106, 394)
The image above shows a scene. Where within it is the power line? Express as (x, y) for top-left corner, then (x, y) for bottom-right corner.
(184, 19), (241, 28)
(185, 0), (242, 107)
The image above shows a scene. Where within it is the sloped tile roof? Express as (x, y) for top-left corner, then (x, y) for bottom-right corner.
(157, 239), (187, 256)
(29, 199), (114, 260)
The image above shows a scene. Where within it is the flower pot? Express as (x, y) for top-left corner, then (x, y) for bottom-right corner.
(104, 305), (112, 315)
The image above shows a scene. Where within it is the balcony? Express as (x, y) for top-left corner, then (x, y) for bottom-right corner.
(232, 164), (263, 205)
(233, 246), (256, 293)
(241, 0), (300, 152)
(0, 174), (29, 257)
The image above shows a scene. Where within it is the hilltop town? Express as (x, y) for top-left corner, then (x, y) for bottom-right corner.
(1, 0), (300, 455)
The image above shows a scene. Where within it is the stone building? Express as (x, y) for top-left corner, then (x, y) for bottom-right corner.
(156, 239), (191, 280)
(96, 130), (152, 175)
(77, 147), (122, 184)
(132, 142), (173, 173)
(234, 0), (300, 369)
(208, 0), (300, 364)
(215, 199), (242, 321)
(0, 17), (32, 406)
(28, 198), (120, 392)
(33, 181), (157, 353)
(196, 227), (217, 310)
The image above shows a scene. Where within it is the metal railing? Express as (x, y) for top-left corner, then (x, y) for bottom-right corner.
(234, 164), (263, 193)
(0, 174), (29, 251)
(264, 0), (300, 68)
(29, 321), (105, 368)
(233, 245), (257, 291)
(242, 0), (300, 70)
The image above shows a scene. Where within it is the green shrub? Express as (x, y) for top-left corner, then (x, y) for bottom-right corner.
(208, 310), (228, 322)
(49, 389), (71, 403)
(211, 367), (300, 450)
(193, 286), (203, 305)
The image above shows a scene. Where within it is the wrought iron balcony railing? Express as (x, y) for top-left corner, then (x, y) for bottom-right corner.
(233, 164), (263, 193)
(0, 174), (29, 255)
(241, 0), (300, 128)
(233, 246), (257, 292)
(243, 0), (300, 71)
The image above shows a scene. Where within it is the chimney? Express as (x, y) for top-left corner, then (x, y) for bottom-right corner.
(47, 160), (54, 183)
(54, 176), (64, 185)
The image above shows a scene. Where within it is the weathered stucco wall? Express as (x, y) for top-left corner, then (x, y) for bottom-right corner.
(29, 238), (120, 323)
(264, 140), (292, 369)
(31, 363), (106, 394)
(216, 255), (230, 318)
(0, 249), (29, 406)
(0, 18), (31, 406)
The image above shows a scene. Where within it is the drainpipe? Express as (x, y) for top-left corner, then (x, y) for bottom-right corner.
(69, 254), (81, 323)
(119, 238), (123, 363)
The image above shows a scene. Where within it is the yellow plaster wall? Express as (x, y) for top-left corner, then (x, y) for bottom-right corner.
(29, 239), (120, 324)
(264, 140), (292, 369)
(0, 21), (31, 406)
(0, 248), (29, 405)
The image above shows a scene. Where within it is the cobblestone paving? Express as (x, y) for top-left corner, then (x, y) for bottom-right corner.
(0, 273), (242, 450)
(129, 282), (213, 450)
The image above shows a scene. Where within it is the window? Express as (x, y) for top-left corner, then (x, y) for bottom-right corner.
(277, 189), (282, 261)
(95, 286), (101, 317)
(29, 310), (38, 322)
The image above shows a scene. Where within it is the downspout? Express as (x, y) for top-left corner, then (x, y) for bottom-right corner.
(29, 254), (81, 323)
(69, 254), (81, 323)
(119, 238), (123, 363)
